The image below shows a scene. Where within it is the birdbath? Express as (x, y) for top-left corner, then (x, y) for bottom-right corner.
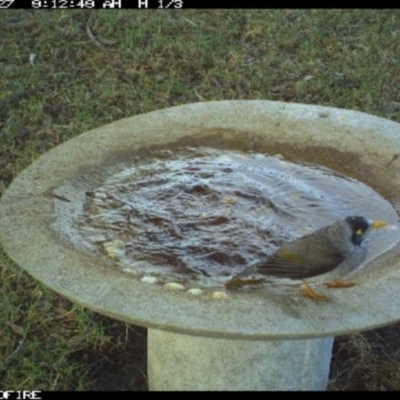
(1, 100), (400, 391)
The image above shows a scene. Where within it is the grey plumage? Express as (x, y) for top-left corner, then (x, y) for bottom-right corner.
(225, 216), (387, 290)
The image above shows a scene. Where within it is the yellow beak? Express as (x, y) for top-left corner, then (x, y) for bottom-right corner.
(371, 220), (388, 229)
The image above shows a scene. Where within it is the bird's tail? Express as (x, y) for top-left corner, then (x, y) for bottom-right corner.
(224, 263), (262, 290)
(225, 277), (264, 290)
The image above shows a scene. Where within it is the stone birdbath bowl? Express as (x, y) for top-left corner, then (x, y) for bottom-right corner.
(1, 100), (400, 390)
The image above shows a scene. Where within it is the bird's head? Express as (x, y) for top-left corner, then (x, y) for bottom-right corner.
(344, 216), (388, 246)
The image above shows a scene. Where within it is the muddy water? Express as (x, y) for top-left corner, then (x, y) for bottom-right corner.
(75, 147), (397, 287)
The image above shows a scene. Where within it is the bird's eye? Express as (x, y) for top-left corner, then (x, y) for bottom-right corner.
(355, 228), (364, 236)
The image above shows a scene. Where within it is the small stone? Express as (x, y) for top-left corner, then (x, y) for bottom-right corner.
(101, 240), (124, 260)
(164, 282), (185, 291)
(187, 288), (203, 296)
(141, 276), (158, 284)
(211, 291), (229, 300)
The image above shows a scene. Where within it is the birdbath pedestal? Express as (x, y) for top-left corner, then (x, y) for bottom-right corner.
(1, 101), (400, 390)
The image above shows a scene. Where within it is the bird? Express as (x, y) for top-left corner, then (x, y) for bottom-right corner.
(225, 216), (388, 301)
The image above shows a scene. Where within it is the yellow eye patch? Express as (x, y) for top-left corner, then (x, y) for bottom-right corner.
(355, 228), (364, 236)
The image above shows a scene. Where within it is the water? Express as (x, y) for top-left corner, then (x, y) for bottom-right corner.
(74, 147), (398, 287)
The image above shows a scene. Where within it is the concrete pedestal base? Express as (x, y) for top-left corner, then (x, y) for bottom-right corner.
(148, 329), (334, 391)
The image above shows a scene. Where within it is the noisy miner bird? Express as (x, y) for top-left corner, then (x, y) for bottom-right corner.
(225, 216), (388, 301)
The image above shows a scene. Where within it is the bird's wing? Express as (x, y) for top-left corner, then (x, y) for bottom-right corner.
(255, 235), (344, 279)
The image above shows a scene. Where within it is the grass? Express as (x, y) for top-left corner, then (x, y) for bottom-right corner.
(1, 9), (400, 390)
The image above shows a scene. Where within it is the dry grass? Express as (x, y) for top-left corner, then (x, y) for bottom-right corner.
(1, 9), (400, 390)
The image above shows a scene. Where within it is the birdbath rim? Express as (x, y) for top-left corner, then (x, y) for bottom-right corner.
(1, 100), (400, 340)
